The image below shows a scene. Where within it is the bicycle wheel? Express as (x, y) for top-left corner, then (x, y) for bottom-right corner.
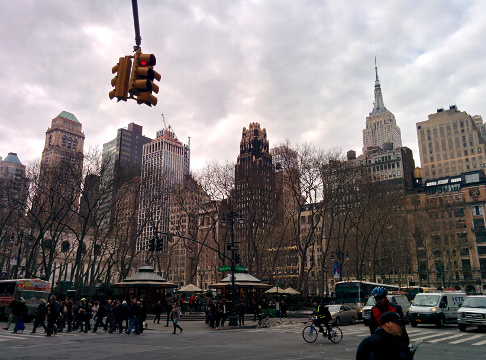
(302, 325), (318, 343)
(328, 326), (343, 344)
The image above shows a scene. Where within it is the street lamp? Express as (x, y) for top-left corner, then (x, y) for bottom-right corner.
(221, 210), (244, 327)
(330, 250), (349, 281)
(322, 263), (329, 296)
(198, 269), (206, 290)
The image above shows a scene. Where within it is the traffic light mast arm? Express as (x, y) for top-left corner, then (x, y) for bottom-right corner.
(131, 0), (142, 51)
(158, 231), (231, 262)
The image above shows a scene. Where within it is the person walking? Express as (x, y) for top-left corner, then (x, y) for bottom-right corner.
(78, 298), (91, 333)
(46, 295), (61, 336)
(171, 303), (183, 334)
(154, 300), (163, 324)
(13, 297), (28, 333)
(92, 301), (108, 332)
(126, 298), (141, 335)
(4, 298), (20, 331)
(237, 300), (246, 327)
(165, 301), (173, 327)
(280, 300), (288, 318)
(31, 299), (48, 334)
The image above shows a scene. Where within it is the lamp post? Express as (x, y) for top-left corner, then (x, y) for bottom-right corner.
(322, 263), (329, 296)
(198, 269), (206, 290)
(221, 210), (243, 327)
(330, 250), (349, 281)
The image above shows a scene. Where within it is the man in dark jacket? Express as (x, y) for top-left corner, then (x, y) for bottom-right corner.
(46, 295), (61, 336)
(31, 299), (48, 333)
(13, 297), (28, 333)
(356, 311), (413, 360)
(154, 300), (163, 324)
(126, 298), (141, 335)
(313, 299), (332, 338)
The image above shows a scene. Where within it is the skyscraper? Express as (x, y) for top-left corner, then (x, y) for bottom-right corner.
(100, 123), (151, 227)
(137, 124), (190, 253)
(37, 111), (85, 218)
(362, 61), (402, 153)
(234, 122), (275, 276)
(0, 152), (28, 214)
(417, 105), (486, 180)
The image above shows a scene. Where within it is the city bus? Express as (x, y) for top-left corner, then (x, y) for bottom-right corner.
(399, 286), (438, 302)
(0, 278), (51, 318)
(334, 280), (399, 319)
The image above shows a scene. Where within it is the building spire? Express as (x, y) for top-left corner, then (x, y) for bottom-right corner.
(372, 57), (386, 114)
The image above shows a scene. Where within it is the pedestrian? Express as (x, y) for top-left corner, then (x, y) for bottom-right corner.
(64, 298), (74, 332)
(13, 297), (28, 333)
(121, 300), (130, 331)
(78, 298), (91, 333)
(356, 311), (412, 360)
(31, 299), (48, 334)
(138, 299), (147, 332)
(154, 300), (162, 324)
(209, 300), (217, 328)
(171, 302), (183, 334)
(46, 295), (61, 336)
(205, 300), (212, 324)
(237, 300), (246, 326)
(4, 298), (20, 331)
(280, 300), (288, 318)
(252, 299), (259, 322)
(126, 298), (141, 335)
(165, 301), (173, 327)
(92, 301), (108, 332)
(214, 301), (224, 330)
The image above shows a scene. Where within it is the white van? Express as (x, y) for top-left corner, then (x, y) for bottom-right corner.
(409, 291), (466, 327)
(362, 293), (410, 326)
(457, 295), (486, 332)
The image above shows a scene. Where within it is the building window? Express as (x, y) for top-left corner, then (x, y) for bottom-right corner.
(472, 206), (484, 216)
(62, 137), (66, 147)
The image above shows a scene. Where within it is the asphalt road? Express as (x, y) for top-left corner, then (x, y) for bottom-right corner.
(0, 319), (484, 359)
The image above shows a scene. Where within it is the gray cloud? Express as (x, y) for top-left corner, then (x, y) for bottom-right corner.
(1, 0), (485, 171)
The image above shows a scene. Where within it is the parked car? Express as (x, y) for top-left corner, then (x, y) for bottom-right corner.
(409, 291), (466, 327)
(326, 304), (357, 325)
(457, 295), (486, 332)
(362, 293), (411, 326)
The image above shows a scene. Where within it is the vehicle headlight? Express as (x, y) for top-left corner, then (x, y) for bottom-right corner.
(430, 307), (437, 312)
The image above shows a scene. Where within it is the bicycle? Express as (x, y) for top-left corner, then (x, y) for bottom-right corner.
(302, 316), (343, 344)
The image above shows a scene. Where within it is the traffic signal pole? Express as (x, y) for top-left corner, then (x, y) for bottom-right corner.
(131, 0), (142, 51)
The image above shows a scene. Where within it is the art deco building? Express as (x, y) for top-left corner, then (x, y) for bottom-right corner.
(416, 105), (486, 181)
(234, 123), (275, 275)
(137, 124), (190, 254)
(362, 62), (402, 153)
(0, 152), (28, 216)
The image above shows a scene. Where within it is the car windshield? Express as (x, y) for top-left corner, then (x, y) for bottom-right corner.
(413, 295), (440, 307)
(327, 305), (340, 313)
(365, 297), (375, 306)
(462, 297), (486, 308)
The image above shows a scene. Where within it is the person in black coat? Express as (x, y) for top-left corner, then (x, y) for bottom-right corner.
(13, 297), (28, 333)
(154, 300), (163, 324)
(31, 299), (48, 333)
(165, 301), (173, 327)
(356, 312), (412, 360)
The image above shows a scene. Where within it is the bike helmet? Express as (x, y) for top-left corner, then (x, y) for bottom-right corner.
(371, 286), (387, 297)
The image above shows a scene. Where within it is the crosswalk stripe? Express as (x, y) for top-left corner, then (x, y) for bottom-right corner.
(428, 334), (467, 343)
(472, 339), (486, 346)
(411, 333), (444, 341)
(449, 334), (483, 344)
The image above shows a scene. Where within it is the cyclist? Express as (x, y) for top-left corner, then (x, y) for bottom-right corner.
(313, 299), (332, 339)
(356, 311), (413, 360)
(369, 286), (409, 345)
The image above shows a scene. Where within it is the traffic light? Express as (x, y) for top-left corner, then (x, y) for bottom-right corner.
(109, 56), (132, 102)
(128, 48), (161, 107)
(148, 238), (155, 252)
(156, 237), (163, 252)
(234, 253), (240, 265)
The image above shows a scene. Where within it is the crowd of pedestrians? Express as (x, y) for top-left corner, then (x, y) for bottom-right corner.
(2, 296), (153, 336)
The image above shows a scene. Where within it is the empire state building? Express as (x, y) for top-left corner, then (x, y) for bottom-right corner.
(362, 61), (402, 153)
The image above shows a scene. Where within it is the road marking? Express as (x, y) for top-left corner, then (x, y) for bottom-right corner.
(428, 333), (467, 343)
(472, 339), (486, 346)
(410, 333), (444, 341)
(449, 334), (483, 344)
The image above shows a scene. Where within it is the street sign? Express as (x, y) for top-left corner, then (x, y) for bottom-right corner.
(333, 261), (340, 279)
(218, 265), (246, 272)
(186, 244), (196, 258)
(230, 246), (238, 251)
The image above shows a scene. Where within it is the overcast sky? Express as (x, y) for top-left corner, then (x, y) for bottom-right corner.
(1, 0), (485, 171)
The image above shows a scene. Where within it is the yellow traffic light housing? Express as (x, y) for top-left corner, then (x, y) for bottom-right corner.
(128, 48), (161, 107)
(109, 56), (132, 102)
